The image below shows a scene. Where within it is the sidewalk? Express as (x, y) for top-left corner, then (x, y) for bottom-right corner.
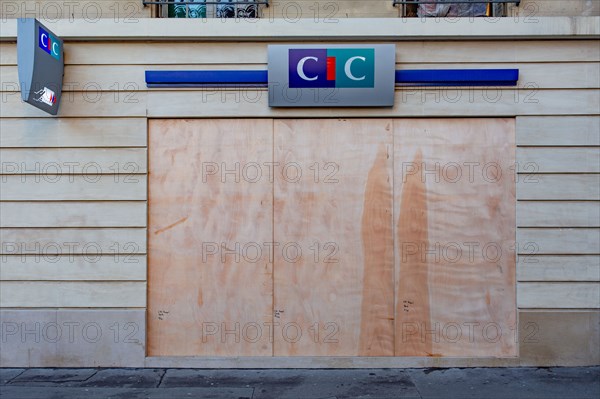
(1, 367), (598, 399)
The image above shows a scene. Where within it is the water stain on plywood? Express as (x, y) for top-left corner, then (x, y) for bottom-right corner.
(395, 149), (432, 356)
(359, 143), (394, 356)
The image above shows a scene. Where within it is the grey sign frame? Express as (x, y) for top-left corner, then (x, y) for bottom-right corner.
(268, 44), (395, 108)
(17, 18), (64, 116)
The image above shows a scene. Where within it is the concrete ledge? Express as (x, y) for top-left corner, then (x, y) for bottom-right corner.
(1, 17), (599, 41)
(144, 311), (600, 368)
(2, 310), (597, 367)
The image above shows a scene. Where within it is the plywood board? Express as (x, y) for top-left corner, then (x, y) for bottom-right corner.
(147, 117), (521, 357)
(273, 119), (394, 356)
(394, 118), (517, 357)
(147, 119), (273, 357)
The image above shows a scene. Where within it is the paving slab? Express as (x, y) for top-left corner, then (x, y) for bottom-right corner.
(9, 368), (97, 384)
(1, 367), (598, 399)
(79, 368), (164, 388)
(0, 386), (254, 399)
(162, 368), (420, 399)
(407, 367), (600, 399)
(0, 370), (25, 385)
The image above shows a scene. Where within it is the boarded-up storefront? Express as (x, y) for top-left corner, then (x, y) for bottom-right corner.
(147, 118), (516, 357)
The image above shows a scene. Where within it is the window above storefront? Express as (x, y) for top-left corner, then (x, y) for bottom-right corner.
(143, 0), (267, 19)
(394, 1), (521, 18)
(143, 0), (521, 19)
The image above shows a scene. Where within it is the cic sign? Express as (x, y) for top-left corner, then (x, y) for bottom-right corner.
(268, 44), (395, 107)
(17, 19), (64, 115)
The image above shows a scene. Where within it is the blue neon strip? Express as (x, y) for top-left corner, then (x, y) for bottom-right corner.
(395, 69), (519, 84)
(145, 69), (519, 87)
(145, 70), (268, 85)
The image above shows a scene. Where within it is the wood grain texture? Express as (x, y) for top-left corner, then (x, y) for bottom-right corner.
(0, 118), (147, 148)
(394, 118), (517, 357)
(273, 119), (394, 356)
(359, 141), (395, 356)
(395, 147), (434, 356)
(147, 119), (273, 357)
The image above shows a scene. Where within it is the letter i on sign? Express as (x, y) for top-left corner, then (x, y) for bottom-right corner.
(327, 57), (336, 81)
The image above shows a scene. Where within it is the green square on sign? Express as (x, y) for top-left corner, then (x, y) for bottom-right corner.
(327, 48), (375, 88)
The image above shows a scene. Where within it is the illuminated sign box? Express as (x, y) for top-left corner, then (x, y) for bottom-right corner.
(17, 18), (64, 115)
(268, 44), (396, 107)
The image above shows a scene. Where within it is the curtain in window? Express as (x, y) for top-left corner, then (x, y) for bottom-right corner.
(418, 1), (501, 17)
(168, 0), (207, 18)
(216, 0), (257, 18)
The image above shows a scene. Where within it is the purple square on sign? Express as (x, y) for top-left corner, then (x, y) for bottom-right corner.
(288, 49), (334, 88)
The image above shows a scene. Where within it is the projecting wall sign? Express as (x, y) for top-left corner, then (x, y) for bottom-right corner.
(17, 18), (64, 115)
(268, 44), (396, 107)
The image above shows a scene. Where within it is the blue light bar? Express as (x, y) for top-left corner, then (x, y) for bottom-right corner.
(145, 69), (519, 87)
(395, 69), (519, 86)
(145, 70), (268, 87)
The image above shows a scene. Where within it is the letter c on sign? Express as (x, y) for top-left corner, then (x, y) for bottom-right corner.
(41, 33), (48, 48)
(297, 56), (318, 81)
(344, 56), (366, 81)
(52, 41), (59, 56)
